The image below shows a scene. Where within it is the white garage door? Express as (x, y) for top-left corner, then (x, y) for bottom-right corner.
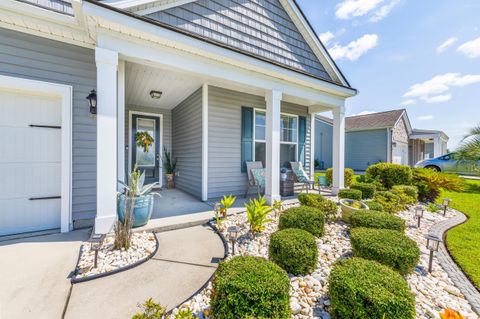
(0, 89), (61, 236)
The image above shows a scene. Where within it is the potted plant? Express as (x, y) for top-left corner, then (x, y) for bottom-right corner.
(117, 165), (160, 228)
(163, 147), (177, 189)
(135, 131), (154, 153)
(280, 168), (288, 181)
(339, 199), (369, 223)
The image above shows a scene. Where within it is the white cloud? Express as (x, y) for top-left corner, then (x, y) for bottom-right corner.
(335, 0), (401, 21)
(369, 0), (402, 22)
(352, 110), (375, 116)
(319, 31), (335, 45)
(400, 99), (416, 106)
(416, 115), (434, 121)
(403, 73), (480, 104)
(335, 0), (383, 19)
(329, 34), (379, 61)
(436, 37), (457, 54)
(457, 37), (480, 58)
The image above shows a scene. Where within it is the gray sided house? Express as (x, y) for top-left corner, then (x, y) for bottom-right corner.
(315, 109), (413, 171)
(0, 0), (356, 236)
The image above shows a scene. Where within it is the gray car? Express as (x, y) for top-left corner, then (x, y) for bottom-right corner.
(414, 153), (480, 175)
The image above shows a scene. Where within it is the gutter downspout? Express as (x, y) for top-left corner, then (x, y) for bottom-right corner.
(387, 128), (392, 163)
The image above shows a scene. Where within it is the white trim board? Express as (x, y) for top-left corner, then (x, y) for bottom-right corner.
(0, 75), (73, 233)
(128, 110), (164, 187)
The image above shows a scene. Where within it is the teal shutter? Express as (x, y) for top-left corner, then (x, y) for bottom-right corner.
(298, 116), (307, 166)
(241, 107), (254, 172)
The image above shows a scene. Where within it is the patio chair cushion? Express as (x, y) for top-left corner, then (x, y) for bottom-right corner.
(293, 168), (309, 183)
(251, 168), (266, 188)
(318, 175), (329, 187)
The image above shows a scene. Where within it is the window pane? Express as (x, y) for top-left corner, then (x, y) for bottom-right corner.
(280, 144), (296, 168)
(255, 111), (266, 140)
(280, 115), (297, 143)
(136, 118), (156, 167)
(255, 142), (266, 167)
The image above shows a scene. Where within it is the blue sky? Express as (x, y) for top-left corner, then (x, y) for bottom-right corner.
(297, 0), (480, 149)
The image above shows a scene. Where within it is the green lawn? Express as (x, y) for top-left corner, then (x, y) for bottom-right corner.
(438, 179), (480, 289)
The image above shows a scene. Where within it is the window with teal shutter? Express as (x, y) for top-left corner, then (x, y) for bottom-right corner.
(298, 116), (307, 166)
(241, 107), (254, 172)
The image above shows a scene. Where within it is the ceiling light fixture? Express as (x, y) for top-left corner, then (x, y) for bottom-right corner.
(150, 90), (163, 99)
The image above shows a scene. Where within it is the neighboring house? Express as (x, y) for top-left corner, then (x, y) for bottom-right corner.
(409, 129), (449, 165)
(315, 110), (449, 171)
(316, 109), (412, 170)
(0, 0), (356, 236)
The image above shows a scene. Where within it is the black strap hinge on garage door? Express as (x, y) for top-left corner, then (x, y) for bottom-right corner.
(29, 124), (61, 129)
(29, 196), (61, 201)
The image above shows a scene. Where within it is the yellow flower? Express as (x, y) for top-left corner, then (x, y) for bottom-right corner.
(440, 308), (465, 319)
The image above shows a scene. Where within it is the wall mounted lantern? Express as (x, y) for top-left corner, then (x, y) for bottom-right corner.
(86, 89), (97, 116)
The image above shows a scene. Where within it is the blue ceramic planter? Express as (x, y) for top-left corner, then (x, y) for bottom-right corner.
(117, 193), (154, 227)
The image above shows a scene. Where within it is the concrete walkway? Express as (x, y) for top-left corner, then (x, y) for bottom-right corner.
(0, 229), (89, 319)
(65, 225), (225, 318)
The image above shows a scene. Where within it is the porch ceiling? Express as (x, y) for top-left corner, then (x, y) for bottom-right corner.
(125, 61), (203, 109)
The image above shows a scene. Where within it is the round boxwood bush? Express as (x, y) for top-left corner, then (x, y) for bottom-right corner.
(329, 258), (415, 319)
(374, 191), (404, 214)
(363, 200), (384, 211)
(269, 228), (318, 275)
(350, 182), (376, 199)
(338, 189), (362, 200)
(279, 206), (325, 237)
(211, 256), (290, 319)
(365, 163), (413, 189)
(350, 210), (405, 231)
(326, 168), (355, 187)
(392, 185), (418, 205)
(350, 228), (420, 275)
(297, 193), (338, 221)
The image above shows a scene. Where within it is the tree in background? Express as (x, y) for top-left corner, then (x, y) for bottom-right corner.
(454, 124), (480, 172)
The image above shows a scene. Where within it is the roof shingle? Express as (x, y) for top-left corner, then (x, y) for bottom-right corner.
(316, 109), (406, 131)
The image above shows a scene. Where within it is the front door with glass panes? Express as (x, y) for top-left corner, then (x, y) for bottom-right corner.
(131, 114), (161, 185)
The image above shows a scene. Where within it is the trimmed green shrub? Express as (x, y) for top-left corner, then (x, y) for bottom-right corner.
(365, 163), (413, 189)
(329, 258), (415, 319)
(350, 210), (405, 231)
(392, 185), (418, 205)
(326, 168), (355, 187)
(350, 228), (420, 275)
(269, 229), (318, 275)
(279, 206), (325, 237)
(363, 200), (384, 211)
(374, 191), (404, 214)
(412, 168), (465, 202)
(297, 193), (338, 221)
(211, 256), (290, 319)
(338, 189), (362, 200)
(350, 182), (376, 199)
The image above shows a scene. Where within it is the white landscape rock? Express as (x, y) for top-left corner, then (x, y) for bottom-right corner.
(74, 231), (157, 279)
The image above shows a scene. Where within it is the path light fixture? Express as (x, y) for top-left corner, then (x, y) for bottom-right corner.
(227, 226), (240, 255)
(86, 89), (97, 116)
(415, 206), (424, 228)
(88, 233), (106, 268)
(425, 234), (442, 273)
(442, 198), (451, 216)
(213, 202), (221, 218)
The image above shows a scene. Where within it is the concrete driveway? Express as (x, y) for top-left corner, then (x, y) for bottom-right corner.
(0, 230), (89, 319)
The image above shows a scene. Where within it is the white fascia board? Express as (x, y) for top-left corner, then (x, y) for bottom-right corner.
(134, 0), (197, 15)
(82, 1), (356, 100)
(280, 0), (350, 87)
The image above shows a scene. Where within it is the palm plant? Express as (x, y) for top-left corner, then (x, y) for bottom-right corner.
(454, 124), (480, 172)
(220, 194), (236, 218)
(245, 196), (273, 234)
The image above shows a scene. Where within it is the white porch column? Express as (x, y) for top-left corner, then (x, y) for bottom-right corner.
(117, 60), (125, 185)
(265, 90), (282, 204)
(433, 136), (442, 158)
(310, 113), (316, 180)
(95, 47), (118, 234)
(201, 83), (209, 201)
(332, 106), (346, 195)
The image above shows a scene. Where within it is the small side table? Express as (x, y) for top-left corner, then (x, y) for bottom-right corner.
(280, 180), (294, 197)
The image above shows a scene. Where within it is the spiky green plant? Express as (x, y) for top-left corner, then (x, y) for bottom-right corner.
(132, 298), (165, 319)
(163, 147), (177, 174)
(272, 199), (283, 218)
(245, 196), (273, 234)
(220, 194), (236, 218)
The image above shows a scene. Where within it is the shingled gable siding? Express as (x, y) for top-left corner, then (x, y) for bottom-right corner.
(146, 0), (332, 80)
(208, 86), (310, 199)
(0, 28), (97, 226)
(17, 0), (74, 15)
(172, 88), (203, 198)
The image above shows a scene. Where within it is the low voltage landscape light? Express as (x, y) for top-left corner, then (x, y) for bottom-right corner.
(426, 234), (442, 273)
(227, 226), (240, 255)
(88, 233), (106, 268)
(442, 198), (451, 216)
(415, 206), (424, 228)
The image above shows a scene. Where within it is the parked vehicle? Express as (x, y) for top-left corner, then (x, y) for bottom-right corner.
(415, 153), (480, 175)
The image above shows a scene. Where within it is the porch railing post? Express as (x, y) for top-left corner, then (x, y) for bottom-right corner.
(265, 89), (282, 204)
(332, 105), (345, 195)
